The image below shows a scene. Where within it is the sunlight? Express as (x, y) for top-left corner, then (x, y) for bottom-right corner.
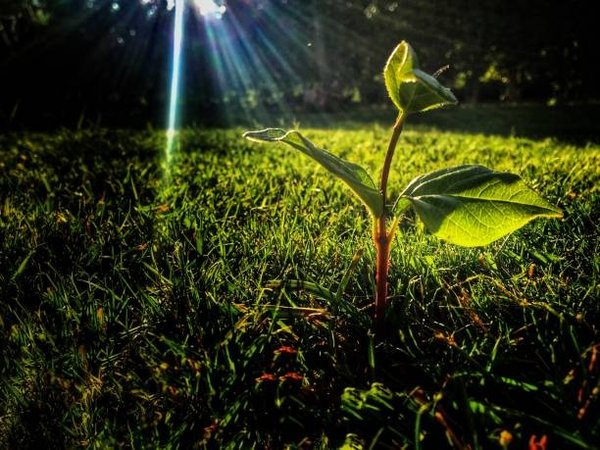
(195, 3), (306, 124)
(192, 0), (226, 19)
(165, 0), (185, 167)
(165, 0), (228, 172)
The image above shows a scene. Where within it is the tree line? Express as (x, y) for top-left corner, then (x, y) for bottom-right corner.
(0, 0), (596, 128)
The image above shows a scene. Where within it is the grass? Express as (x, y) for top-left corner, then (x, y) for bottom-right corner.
(1, 119), (599, 449)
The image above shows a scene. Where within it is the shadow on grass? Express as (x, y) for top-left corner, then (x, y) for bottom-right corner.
(3, 103), (600, 146)
(293, 103), (600, 145)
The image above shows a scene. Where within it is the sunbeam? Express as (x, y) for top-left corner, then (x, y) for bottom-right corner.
(165, 0), (185, 167)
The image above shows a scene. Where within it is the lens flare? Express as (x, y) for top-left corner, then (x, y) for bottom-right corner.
(165, 0), (185, 166)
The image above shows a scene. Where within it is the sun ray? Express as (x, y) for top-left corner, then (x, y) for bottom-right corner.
(165, 0), (185, 167)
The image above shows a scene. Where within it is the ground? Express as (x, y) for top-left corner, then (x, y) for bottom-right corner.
(1, 110), (599, 448)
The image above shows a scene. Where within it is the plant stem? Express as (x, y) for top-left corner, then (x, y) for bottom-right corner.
(374, 216), (389, 325)
(380, 114), (405, 203)
(374, 112), (406, 327)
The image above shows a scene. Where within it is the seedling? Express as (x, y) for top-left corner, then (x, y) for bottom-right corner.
(243, 41), (562, 328)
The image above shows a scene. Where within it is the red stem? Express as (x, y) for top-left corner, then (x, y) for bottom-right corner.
(374, 113), (405, 328)
(374, 216), (389, 324)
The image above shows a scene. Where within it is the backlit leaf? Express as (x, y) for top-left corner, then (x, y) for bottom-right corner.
(398, 69), (458, 113)
(400, 165), (563, 246)
(384, 41), (418, 111)
(243, 128), (383, 217)
(384, 41), (457, 113)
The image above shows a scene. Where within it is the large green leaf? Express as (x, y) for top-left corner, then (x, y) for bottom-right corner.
(243, 128), (384, 217)
(400, 165), (563, 246)
(384, 41), (457, 113)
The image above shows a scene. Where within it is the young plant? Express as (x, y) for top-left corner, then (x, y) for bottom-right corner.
(243, 41), (562, 328)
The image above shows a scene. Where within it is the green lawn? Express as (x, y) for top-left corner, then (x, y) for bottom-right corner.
(1, 121), (599, 448)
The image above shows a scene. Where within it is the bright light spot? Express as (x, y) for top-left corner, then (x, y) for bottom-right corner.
(146, 6), (158, 18)
(166, 0), (175, 11)
(166, 128), (177, 142)
(111, 2), (120, 12)
(193, 0), (227, 19)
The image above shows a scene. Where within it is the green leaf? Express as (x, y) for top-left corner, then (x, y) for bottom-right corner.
(400, 165), (563, 247)
(243, 128), (384, 217)
(384, 41), (457, 113)
(384, 41), (418, 111)
(398, 69), (458, 113)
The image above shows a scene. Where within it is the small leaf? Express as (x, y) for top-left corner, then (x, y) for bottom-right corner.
(384, 41), (457, 113)
(384, 41), (418, 111)
(400, 165), (563, 247)
(243, 128), (384, 217)
(398, 69), (458, 113)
